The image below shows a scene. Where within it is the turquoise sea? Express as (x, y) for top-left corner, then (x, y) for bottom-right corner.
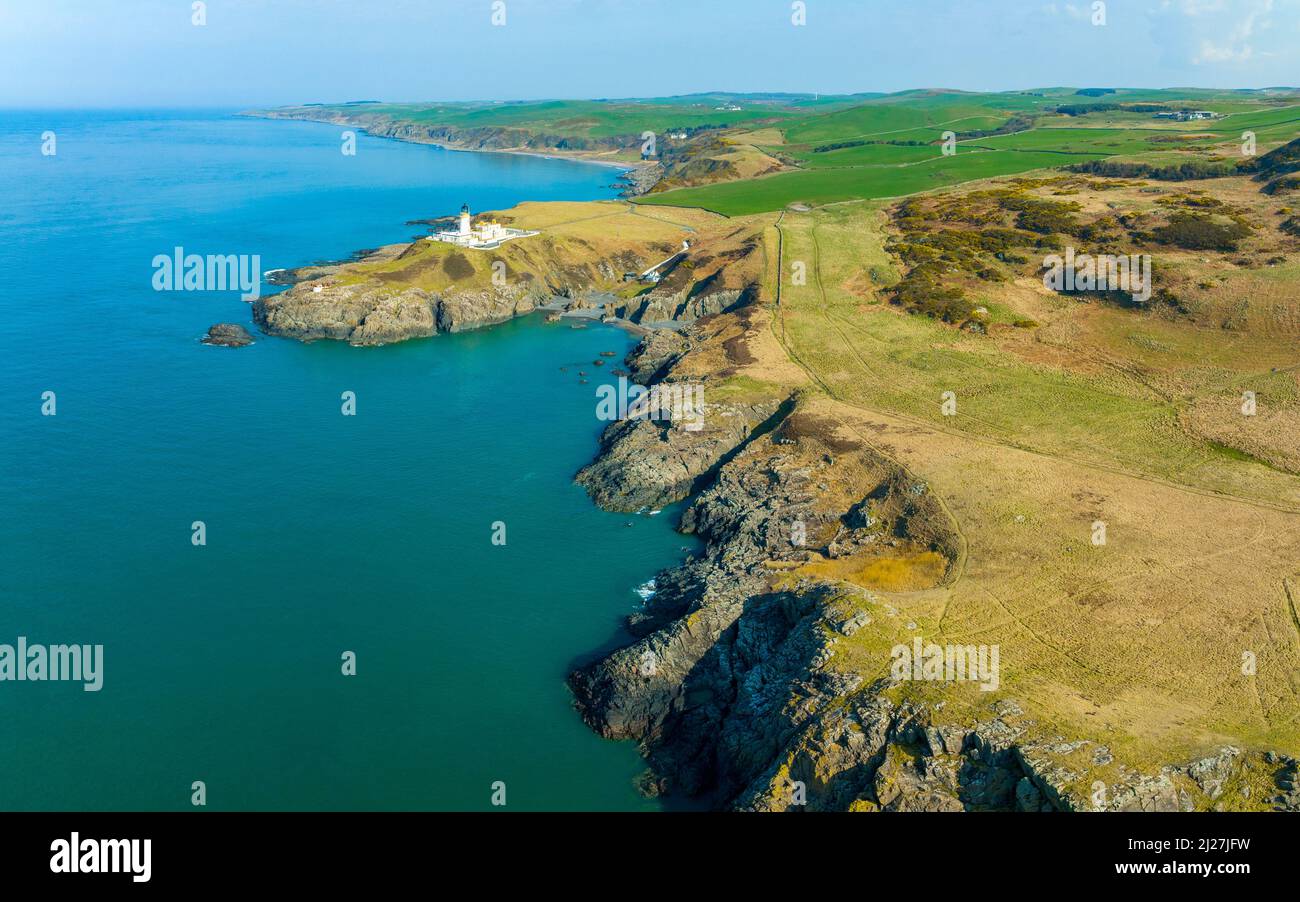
(0, 110), (689, 810)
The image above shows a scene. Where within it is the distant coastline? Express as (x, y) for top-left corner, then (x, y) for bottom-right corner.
(241, 109), (645, 172)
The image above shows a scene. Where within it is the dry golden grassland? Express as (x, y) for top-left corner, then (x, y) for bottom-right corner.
(331, 200), (728, 295)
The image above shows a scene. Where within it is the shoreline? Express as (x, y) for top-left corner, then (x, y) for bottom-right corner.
(240, 110), (644, 173)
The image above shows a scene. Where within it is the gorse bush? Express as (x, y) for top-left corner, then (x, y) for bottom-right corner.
(888, 271), (975, 323)
(1262, 175), (1300, 196)
(1152, 213), (1252, 251)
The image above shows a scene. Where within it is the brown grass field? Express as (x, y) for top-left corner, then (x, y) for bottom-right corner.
(665, 168), (1300, 795)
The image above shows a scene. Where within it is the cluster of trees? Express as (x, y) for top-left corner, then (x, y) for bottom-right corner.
(1003, 195), (1084, 236)
(888, 271), (975, 323)
(1067, 159), (1244, 181)
(886, 192), (1068, 324)
(1054, 102), (1180, 117)
(1065, 137), (1299, 192)
(954, 115), (1036, 141)
(811, 138), (929, 153)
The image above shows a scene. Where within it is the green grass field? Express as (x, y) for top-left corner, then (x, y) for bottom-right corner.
(625, 89), (1300, 216)
(637, 149), (1108, 215)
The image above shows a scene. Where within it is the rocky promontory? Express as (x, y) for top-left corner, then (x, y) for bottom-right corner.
(251, 201), (766, 346)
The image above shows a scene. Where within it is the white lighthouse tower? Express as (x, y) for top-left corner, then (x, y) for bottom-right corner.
(458, 203), (472, 237)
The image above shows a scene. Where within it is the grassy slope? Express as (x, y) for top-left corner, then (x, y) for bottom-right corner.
(275, 90), (1299, 217)
(334, 201), (718, 293)
(766, 194), (1300, 776)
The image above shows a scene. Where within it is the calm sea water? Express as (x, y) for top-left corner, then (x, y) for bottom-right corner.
(0, 110), (687, 811)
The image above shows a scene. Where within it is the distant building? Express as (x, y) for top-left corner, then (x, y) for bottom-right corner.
(1155, 110), (1218, 122)
(429, 204), (538, 250)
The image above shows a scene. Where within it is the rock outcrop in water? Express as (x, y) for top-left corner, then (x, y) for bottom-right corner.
(201, 323), (254, 347)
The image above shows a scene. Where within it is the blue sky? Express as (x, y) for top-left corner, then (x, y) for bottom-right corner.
(1, 0), (1296, 107)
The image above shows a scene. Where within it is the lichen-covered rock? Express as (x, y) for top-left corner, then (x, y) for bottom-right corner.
(624, 329), (690, 383)
(434, 286), (542, 333)
(608, 288), (748, 326)
(575, 401), (780, 513)
(253, 284), (438, 345)
(253, 278), (552, 346)
(1185, 746), (1240, 800)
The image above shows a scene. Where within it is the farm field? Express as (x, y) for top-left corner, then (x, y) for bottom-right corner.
(632, 89), (1300, 215)
(638, 149), (1110, 215)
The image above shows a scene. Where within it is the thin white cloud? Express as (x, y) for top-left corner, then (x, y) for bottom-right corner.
(1193, 0), (1273, 64)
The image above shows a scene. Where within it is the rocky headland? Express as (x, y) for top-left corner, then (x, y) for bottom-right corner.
(248, 107), (787, 199)
(251, 202), (762, 346)
(255, 195), (1299, 813)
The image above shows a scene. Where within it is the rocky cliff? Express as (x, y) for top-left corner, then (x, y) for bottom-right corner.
(569, 311), (1300, 812)
(254, 278), (546, 346)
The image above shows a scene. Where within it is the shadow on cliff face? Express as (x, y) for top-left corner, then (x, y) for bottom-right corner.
(568, 425), (970, 808)
(615, 584), (1024, 812)
(641, 586), (844, 807)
